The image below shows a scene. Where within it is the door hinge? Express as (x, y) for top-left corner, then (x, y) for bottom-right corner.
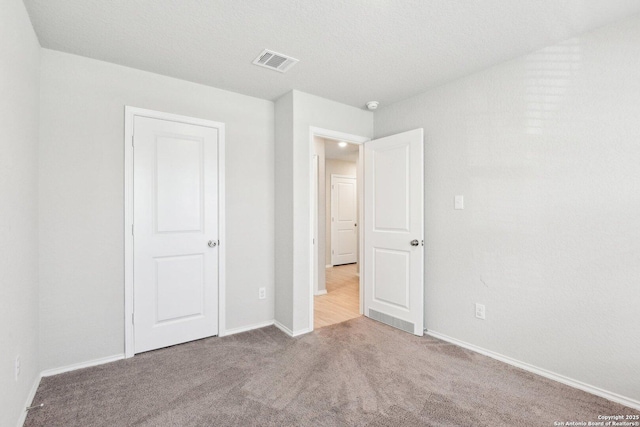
(131, 135), (134, 147)
(131, 224), (134, 235)
(332, 249), (334, 254)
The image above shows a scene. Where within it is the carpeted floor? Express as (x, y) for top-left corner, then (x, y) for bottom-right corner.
(25, 317), (638, 426)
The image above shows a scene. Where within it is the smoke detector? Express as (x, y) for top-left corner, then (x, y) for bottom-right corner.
(253, 49), (299, 73)
(366, 101), (379, 110)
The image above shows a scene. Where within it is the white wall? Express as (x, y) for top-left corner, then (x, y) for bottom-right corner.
(0, 1), (41, 425)
(274, 92), (294, 329)
(325, 159), (357, 265)
(374, 15), (640, 402)
(39, 50), (275, 370)
(274, 90), (372, 333)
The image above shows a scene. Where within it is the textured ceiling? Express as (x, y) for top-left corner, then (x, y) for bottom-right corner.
(23, 0), (640, 108)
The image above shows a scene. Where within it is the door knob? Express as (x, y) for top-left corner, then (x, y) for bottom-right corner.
(410, 239), (419, 247)
(208, 240), (217, 248)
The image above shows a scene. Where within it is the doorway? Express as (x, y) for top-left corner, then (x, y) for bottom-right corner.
(310, 128), (368, 330)
(309, 127), (425, 336)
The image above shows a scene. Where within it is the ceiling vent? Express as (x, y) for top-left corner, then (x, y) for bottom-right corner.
(252, 49), (299, 73)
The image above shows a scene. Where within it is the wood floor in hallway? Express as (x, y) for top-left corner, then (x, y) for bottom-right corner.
(314, 263), (361, 328)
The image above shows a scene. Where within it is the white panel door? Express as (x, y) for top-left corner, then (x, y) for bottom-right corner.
(364, 129), (424, 336)
(133, 116), (219, 353)
(331, 175), (358, 265)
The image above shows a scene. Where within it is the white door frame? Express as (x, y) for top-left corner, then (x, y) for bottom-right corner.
(124, 106), (226, 358)
(309, 127), (370, 332)
(312, 155), (319, 295)
(330, 174), (357, 266)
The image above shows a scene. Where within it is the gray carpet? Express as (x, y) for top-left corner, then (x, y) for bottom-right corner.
(25, 317), (638, 426)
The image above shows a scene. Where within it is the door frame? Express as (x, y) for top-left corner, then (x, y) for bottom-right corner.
(309, 127), (369, 332)
(124, 106), (226, 358)
(330, 174), (357, 266)
(312, 155), (320, 295)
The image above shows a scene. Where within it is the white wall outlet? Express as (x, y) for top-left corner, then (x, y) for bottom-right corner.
(475, 303), (486, 320)
(258, 287), (266, 300)
(14, 355), (20, 381)
(454, 195), (464, 210)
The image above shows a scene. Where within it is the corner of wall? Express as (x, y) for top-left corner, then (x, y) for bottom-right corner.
(0, 1), (42, 426)
(273, 91), (295, 331)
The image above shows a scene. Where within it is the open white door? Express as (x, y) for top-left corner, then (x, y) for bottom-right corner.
(364, 128), (424, 336)
(331, 175), (358, 266)
(133, 115), (220, 353)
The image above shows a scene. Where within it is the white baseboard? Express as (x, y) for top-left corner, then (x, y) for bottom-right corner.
(292, 327), (313, 337)
(315, 290), (327, 296)
(17, 373), (42, 427)
(17, 355), (122, 426)
(223, 320), (274, 336)
(274, 321), (312, 337)
(274, 320), (294, 336)
(40, 354), (125, 378)
(325, 265), (332, 269)
(426, 330), (640, 412)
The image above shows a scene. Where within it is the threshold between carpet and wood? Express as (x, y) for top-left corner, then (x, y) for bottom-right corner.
(25, 317), (638, 426)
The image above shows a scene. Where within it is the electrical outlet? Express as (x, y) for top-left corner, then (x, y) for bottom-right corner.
(14, 355), (20, 381)
(475, 303), (486, 320)
(258, 287), (266, 300)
